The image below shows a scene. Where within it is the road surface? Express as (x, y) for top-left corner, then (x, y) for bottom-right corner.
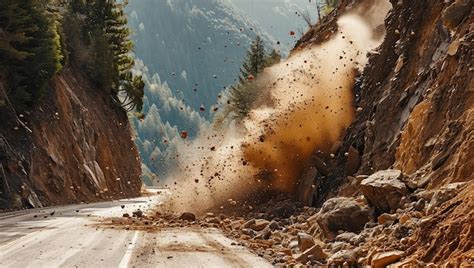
(0, 192), (272, 268)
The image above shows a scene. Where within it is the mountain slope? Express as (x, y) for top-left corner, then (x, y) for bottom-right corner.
(0, 68), (142, 210)
(127, 0), (277, 113)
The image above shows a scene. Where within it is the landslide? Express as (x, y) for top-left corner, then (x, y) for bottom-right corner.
(325, 0), (473, 265)
(0, 67), (142, 210)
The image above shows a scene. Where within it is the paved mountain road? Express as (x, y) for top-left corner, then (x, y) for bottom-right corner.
(0, 192), (272, 268)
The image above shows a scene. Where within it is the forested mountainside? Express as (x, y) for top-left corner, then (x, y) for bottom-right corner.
(126, 0), (283, 182)
(127, 0), (277, 115)
(0, 0), (144, 210)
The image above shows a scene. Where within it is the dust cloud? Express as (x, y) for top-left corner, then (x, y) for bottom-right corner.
(165, 1), (392, 214)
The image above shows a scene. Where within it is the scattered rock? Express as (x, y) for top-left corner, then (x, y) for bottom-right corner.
(294, 243), (327, 264)
(242, 219), (256, 229)
(413, 198), (426, 211)
(268, 220), (280, 230)
(258, 227), (272, 240)
(206, 217), (220, 224)
(328, 248), (359, 266)
(310, 197), (370, 239)
(399, 214), (411, 224)
(297, 232), (315, 251)
(361, 169), (408, 213)
(122, 213), (130, 218)
(179, 212), (196, 222)
(334, 232), (357, 243)
(132, 210), (144, 218)
(377, 213), (396, 225)
(371, 250), (403, 268)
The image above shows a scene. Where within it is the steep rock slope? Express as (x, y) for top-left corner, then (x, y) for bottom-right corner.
(0, 68), (142, 210)
(293, 0), (472, 265)
(328, 0), (472, 265)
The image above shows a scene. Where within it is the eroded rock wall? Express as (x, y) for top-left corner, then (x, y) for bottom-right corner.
(0, 68), (142, 210)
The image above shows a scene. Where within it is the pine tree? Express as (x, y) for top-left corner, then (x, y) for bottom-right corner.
(239, 35), (266, 82)
(264, 49), (282, 67)
(0, 0), (63, 108)
(225, 38), (280, 121)
(67, 0), (144, 112)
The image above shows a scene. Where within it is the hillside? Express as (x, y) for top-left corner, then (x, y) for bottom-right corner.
(0, 1), (143, 210)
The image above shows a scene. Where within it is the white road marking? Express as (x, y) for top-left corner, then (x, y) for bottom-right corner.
(118, 230), (140, 268)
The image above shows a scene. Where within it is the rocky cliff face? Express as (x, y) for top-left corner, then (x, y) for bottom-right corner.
(276, 0), (473, 265)
(0, 68), (142, 210)
(323, 0), (473, 265)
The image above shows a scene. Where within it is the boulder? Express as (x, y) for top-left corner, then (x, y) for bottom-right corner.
(309, 197), (370, 240)
(361, 169), (408, 213)
(297, 232), (315, 251)
(179, 212), (196, 222)
(294, 242), (327, 264)
(371, 250), (403, 268)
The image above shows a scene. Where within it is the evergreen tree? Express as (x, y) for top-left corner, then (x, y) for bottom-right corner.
(225, 39), (281, 121)
(0, 0), (63, 108)
(239, 35), (266, 82)
(264, 49), (282, 67)
(66, 0), (144, 112)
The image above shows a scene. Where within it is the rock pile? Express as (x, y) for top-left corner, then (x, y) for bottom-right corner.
(104, 168), (470, 266)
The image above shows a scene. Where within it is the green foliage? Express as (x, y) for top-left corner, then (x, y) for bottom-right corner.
(67, 0), (144, 112)
(224, 36), (282, 121)
(265, 49), (282, 68)
(322, 0), (339, 15)
(0, 0), (64, 108)
(239, 35), (266, 82)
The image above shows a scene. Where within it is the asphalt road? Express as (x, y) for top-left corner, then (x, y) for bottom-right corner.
(0, 192), (272, 268)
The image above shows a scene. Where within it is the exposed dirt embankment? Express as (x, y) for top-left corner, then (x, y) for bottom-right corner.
(0, 68), (142, 210)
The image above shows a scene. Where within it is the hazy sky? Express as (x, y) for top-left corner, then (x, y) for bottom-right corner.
(226, 0), (319, 54)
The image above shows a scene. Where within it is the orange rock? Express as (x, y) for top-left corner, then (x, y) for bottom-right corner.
(371, 250), (403, 268)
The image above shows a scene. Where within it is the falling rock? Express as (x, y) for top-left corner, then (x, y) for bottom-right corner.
(294, 242), (327, 264)
(179, 212), (196, 222)
(361, 169), (408, 213)
(297, 232), (315, 252)
(371, 250), (403, 268)
(310, 197), (370, 240)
